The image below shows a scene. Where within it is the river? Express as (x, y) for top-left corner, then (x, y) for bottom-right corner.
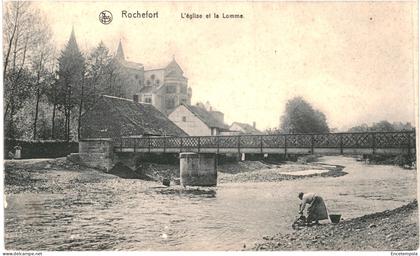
(4, 156), (417, 250)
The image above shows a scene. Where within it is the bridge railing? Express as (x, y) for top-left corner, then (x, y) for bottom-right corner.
(114, 131), (416, 152)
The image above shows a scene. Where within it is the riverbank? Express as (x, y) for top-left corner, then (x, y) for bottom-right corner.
(218, 161), (346, 183)
(253, 200), (419, 251)
(4, 158), (347, 192)
(133, 159), (346, 183)
(4, 158), (156, 194)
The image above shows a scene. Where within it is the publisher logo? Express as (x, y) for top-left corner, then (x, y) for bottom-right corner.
(99, 10), (113, 25)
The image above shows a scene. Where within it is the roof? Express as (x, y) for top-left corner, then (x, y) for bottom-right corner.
(139, 86), (155, 94)
(165, 57), (184, 77)
(116, 40), (125, 60)
(116, 59), (144, 71)
(81, 95), (187, 138)
(230, 122), (264, 135)
(114, 41), (144, 71)
(145, 68), (165, 72)
(182, 104), (229, 130)
(166, 58), (182, 72)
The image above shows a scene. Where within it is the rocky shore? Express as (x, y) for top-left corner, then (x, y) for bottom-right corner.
(4, 158), (139, 194)
(253, 200), (418, 251)
(4, 158), (347, 193)
(218, 161), (346, 183)
(115, 160), (347, 183)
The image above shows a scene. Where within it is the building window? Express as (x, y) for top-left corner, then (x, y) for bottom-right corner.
(181, 98), (187, 103)
(146, 80), (151, 86)
(156, 79), (160, 85)
(182, 116), (187, 122)
(135, 74), (139, 79)
(145, 98), (152, 103)
(166, 98), (175, 109)
(166, 85), (176, 93)
(151, 74), (155, 80)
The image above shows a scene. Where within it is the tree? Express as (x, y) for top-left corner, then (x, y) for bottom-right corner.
(84, 41), (118, 109)
(31, 24), (54, 140)
(280, 97), (330, 134)
(56, 28), (85, 141)
(348, 123), (369, 132)
(264, 127), (281, 135)
(370, 121), (394, 132)
(392, 122), (414, 131)
(3, 2), (47, 138)
(3, 2), (36, 138)
(348, 121), (414, 132)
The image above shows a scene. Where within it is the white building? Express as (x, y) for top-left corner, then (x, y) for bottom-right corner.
(168, 103), (230, 136)
(229, 122), (263, 135)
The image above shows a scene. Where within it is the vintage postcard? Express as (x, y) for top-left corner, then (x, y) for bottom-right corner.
(2, 0), (418, 254)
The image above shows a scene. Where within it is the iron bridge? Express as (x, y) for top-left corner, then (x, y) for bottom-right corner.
(114, 131), (416, 155)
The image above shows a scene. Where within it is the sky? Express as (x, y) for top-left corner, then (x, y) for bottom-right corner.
(33, 1), (418, 131)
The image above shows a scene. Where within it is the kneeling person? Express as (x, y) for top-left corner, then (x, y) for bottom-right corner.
(298, 192), (328, 225)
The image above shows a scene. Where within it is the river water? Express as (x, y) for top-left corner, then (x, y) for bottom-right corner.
(4, 156), (417, 250)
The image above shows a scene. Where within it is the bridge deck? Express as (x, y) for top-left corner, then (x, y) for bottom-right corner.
(114, 131), (416, 155)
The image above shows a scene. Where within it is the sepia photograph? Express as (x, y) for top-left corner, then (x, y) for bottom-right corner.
(2, 0), (419, 253)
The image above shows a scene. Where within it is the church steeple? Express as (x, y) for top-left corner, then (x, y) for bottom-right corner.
(116, 40), (125, 61)
(66, 26), (81, 55)
(165, 55), (183, 76)
(57, 27), (84, 91)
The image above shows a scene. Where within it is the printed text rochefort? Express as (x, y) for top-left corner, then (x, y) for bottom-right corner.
(122, 10), (159, 18)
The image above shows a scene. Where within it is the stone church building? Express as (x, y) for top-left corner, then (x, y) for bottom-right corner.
(114, 41), (192, 115)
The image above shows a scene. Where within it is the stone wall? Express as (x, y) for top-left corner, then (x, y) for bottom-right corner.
(5, 139), (78, 159)
(67, 138), (114, 171)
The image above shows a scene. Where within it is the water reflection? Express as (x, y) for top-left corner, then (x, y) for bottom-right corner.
(154, 187), (217, 198)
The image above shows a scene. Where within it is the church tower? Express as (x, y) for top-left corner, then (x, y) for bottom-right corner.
(112, 40), (145, 99)
(115, 40), (125, 61)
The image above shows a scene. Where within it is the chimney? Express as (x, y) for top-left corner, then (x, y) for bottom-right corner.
(253, 121), (256, 128)
(133, 94), (139, 103)
(211, 111), (224, 124)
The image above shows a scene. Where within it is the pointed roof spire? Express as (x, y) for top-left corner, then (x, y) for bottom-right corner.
(116, 40), (125, 61)
(165, 55), (184, 76)
(65, 26), (80, 54)
(166, 55), (181, 69)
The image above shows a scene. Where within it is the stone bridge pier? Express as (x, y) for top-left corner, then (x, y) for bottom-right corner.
(68, 138), (114, 171)
(180, 152), (217, 186)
